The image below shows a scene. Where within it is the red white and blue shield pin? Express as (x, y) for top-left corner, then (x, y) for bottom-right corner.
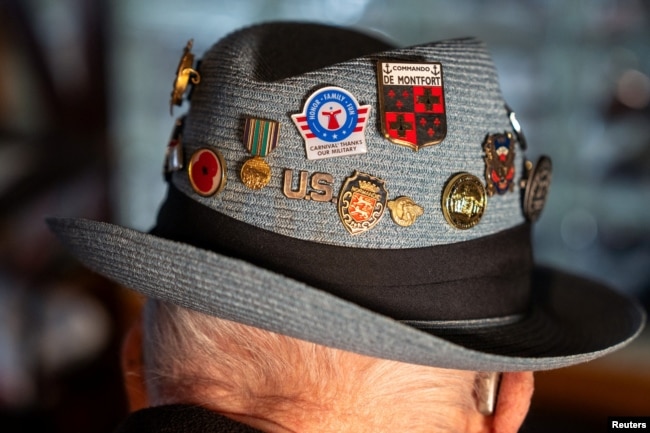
(292, 86), (371, 160)
(377, 61), (446, 151)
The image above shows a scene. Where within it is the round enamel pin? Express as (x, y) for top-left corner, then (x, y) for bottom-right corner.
(442, 173), (487, 229)
(188, 148), (226, 196)
(523, 156), (552, 222)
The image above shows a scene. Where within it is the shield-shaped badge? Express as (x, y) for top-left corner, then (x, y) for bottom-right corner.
(377, 61), (446, 151)
(483, 132), (516, 196)
(338, 171), (388, 235)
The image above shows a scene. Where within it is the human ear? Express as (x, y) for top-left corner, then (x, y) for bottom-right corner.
(121, 312), (149, 412)
(489, 372), (534, 433)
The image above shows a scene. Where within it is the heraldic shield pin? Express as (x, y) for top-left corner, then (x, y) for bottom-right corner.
(377, 61), (446, 151)
(338, 171), (388, 235)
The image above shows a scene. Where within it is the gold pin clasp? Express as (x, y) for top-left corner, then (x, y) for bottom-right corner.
(170, 39), (201, 114)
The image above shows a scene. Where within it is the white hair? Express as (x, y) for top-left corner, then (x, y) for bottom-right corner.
(141, 299), (479, 432)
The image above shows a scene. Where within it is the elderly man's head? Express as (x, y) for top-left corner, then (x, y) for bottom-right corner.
(121, 299), (534, 433)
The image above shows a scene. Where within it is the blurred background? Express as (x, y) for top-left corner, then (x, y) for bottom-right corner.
(0, 0), (648, 432)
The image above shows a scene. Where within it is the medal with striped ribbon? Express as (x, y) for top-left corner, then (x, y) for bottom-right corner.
(240, 118), (279, 189)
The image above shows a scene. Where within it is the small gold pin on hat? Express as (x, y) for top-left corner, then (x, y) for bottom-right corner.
(240, 118), (280, 190)
(170, 39), (201, 115)
(387, 196), (424, 227)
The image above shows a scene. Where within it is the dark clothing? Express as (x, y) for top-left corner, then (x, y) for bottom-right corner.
(114, 404), (264, 433)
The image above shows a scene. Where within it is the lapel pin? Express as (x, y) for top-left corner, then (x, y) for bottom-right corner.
(387, 196), (424, 227)
(240, 118), (279, 190)
(442, 173), (487, 229)
(377, 61), (446, 151)
(338, 171), (388, 235)
(170, 39), (201, 115)
(291, 86), (371, 160)
(522, 156), (552, 222)
(483, 132), (516, 196)
(188, 148), (227, 196)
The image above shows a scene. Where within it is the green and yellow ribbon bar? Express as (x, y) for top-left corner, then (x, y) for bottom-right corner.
(243, 118), (279, 157)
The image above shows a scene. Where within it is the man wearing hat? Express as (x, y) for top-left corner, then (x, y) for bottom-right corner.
(48, 22), (645, 432)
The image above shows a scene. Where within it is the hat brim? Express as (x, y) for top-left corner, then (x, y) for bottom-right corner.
(47, 217), (645, 372)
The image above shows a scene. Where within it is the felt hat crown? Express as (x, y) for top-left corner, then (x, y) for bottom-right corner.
(49, 22), (644, 371)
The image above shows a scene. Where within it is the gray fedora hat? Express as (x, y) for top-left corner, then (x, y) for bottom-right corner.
(48, 22), (645, 372)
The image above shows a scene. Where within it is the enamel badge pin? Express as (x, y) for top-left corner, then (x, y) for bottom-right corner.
(338, 171), (388, 235)
(483, 132), (516, 196)
(188, 148), (226, 197)
(292, 86), (371, 160)
(377, 61), (446, 151)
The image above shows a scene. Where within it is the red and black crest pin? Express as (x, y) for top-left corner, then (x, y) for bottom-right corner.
(377, 61), (446, 151)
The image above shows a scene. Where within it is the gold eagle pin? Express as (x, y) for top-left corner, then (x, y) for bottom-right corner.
(387, 196), (424, 227)
(170, 39), (201, 115)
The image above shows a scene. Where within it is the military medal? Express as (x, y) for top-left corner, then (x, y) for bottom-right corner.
(188, 148), (226, 196)
(170, 39), (201, 115)
(377, 61), (446, 151)
(291, 86), (370, 160)
(240, 118), (279, 190)
(522, 156), (552, 222)
(387, 196), (424, 227)
(338, 171), (388, 235)
(442, 173), (487, 229)
(483, 132), (516, 196)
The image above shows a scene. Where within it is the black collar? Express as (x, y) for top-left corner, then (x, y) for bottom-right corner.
(113, 404), (264, 433)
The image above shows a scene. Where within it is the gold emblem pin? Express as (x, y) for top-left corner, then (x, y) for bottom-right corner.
(442, 173), (487, 229)
(170, 39), (201, 114)
(240, 157), (271, 190)
(387, 196), (424, 227)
